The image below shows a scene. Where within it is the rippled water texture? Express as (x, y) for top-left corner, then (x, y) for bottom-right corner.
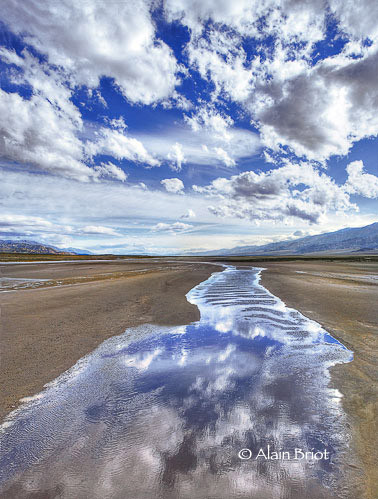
(0, 267), (354, 498)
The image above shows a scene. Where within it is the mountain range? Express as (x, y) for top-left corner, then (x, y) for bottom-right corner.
(0, 240), (76, 255)
(1, 222), (378, 256)
(192, 222), (378, 256)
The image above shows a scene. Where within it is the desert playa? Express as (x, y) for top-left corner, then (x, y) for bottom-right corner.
(1, 256), (377, 498)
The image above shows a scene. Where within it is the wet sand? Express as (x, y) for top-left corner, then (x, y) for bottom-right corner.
(0, 260), (216, 420)
(258, 261), (378, 499)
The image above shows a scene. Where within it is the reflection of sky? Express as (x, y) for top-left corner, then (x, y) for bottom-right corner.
(0, 267), (356, 498)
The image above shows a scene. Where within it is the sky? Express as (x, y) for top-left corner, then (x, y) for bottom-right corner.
(0, 0), (378, 255)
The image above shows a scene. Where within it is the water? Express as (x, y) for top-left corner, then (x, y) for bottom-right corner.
(0, 277), (50, 292)
(0, 267), (355, 498)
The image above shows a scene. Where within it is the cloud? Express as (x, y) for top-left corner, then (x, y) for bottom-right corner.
(135, 123), (260, 171)
(2, 1), (378, 177)
(167, 142), (186, 171)
(0, 86), (93, 181)
(0, 48), (80, 123)
(292, 230), (312, 238)
(187, 34), (252, 102)
(1, 0), (377, 253)
(180, 209), (196, 219)
(0, 169), (211, 226)
(1, 168), (376, 253)
(0, 213), (121, 239)
(2, 0), (179, 105)
(0, 44), (259, 178)
(161, 178), (185, 194)
(81, 226), (120, 236)
(194, 163), (356, 224)
(175, 0), (326, 111)
(250, 48), (378, 161)
(152, 221), (193, 233)
(185, 107), (234, 141)
(345, 160), (378, 198)
(0, 85), (156, 180)
(0, 214), (54, 231)
(214, 147), (235, 167)
(167, 0), (378, 162)
(0, 47), (164, 178)
(165, 0), (326, 42)
(329, 0), (378, 41)
(0, 50), (130, 181)
(93, 162), (127, 182)
(88, 127), (160, 167)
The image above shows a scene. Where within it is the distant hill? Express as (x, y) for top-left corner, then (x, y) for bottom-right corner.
(0, 240), (75, 255)
(62, 247), (93, 255)
(193, 222), (378, 256)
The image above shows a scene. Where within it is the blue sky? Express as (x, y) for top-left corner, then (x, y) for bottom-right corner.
(0, 0), (377, 254)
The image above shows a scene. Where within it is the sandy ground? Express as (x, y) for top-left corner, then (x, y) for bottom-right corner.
(0, 260), (217, 420)
(258, 261), (378, 499)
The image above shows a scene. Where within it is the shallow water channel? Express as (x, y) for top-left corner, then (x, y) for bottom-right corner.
(0, 266), (354, 498)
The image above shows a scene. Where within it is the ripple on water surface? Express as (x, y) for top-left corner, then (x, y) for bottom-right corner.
(0, 267), (356, 498)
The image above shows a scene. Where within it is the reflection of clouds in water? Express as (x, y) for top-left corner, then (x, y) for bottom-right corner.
(8, 405), (184, 499)
(6, 400), (304, 498)
(218, 343), (236, 361)
(0, 266), (357, 498)
(177, 348), (188, 366)
(215, 317), (233, 333)
(123, 347), (164, 370)
(188, 266), (352, 355)
(172, 325), (187, 335)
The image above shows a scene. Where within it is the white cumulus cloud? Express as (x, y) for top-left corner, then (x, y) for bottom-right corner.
(345, 160), (378, 198)
(167, 0), (378, 162)
(93, 162), (127, 182)
(152, 221), (193, 233)
(88, 127), (160, 167)
(167, 142), (186, 171)
(0, 88), (93, 181)
(194, 163), (356, 224)
(214, 147), (236, 167)
(81, 225), (120, 236)
(1, 0), (179, 104)
(181, 209), (196, 219)
(161, 178), (185, 194)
